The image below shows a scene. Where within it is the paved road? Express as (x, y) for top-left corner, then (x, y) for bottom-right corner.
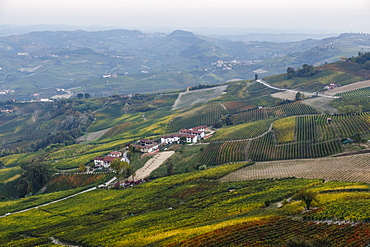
(256, 79), (339, 99)
(0, 176), (117, 217)
(122, 150), (130, 164)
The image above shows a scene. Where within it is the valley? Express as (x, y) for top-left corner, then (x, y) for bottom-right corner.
(0, 33), (370, 246)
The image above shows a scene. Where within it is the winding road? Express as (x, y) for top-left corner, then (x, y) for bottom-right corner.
(0, 176), (117, 218)
(256, 79), (339, 99)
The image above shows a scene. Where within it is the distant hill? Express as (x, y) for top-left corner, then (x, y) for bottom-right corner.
(0, 29), (369, 101)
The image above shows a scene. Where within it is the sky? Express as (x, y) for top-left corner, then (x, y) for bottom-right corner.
(0, 0), (370, 33)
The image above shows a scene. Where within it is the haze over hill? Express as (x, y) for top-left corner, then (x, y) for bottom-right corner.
(0, 29), (369, 101)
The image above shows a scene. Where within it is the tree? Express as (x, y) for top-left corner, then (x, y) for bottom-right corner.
(212, 122), (222, 128)
(180, 136), (187, 144)
(78, 164), (86, 172)
(294, 188), (318, 210)
(255, 74), (258, 80)
(287, 67), (296, 79)
(16, 162), (54, 197)
(166, 160), (174, 176)
(110, 159), (132, 183)
(295, 92), (302, 101)
(84, 93), (90, 98)
(76, 93), (84, 99)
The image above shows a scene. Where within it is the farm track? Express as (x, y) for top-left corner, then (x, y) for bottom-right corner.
(204, 122), (274, 144)
(220, 152), (370, 183)
(0, 176), (117, 218)
(256, 79), (339, 99)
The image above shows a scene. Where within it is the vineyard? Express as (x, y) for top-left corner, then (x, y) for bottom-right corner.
(43, 173), (114, 193)
(166, 102), (227, 133)
(171, 217), (370, 247)
(221, 153), (370, 183)
(207, 118), (274, 141)
(196, 141), (249, 166)
(198, 112), (370, 166)
(1, 163), (370, 246)
(232, 101), (319, 124)
(222, 95), (277, 114)
(2, 53), (370, 247)
(336, 86), (370, 97)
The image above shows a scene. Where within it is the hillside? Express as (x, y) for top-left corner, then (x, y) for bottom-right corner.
(0, 30), (370, 101)
(1, 54), (370, 246)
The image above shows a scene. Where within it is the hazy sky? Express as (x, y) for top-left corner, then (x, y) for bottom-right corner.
(1, 0), (370, 33)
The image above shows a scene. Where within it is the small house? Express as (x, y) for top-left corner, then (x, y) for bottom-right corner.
(93, 157), (104, 167)
(103, 156), (120, 168)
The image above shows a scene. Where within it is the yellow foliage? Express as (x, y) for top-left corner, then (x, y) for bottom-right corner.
(273, 117), (295, 143)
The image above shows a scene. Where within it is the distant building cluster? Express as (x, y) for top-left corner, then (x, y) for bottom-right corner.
(102, 74), (118, 78)
(212, 60), (262, 70)
(161, 126), (208, 144)
(0, 90), (14, 95)
(132, 139), (160, 154)
(0, 108), (15, 113)
(324, 83), (338, 90)
(94, 151), (128, 168)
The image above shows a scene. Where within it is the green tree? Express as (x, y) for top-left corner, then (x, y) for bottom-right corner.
(166, 160), (174, 176)
(110, 159), (132, 183)
(78, 164), (86, 172)
(180, 136), (187, 144)
(16, 162), (54, 197)
(295, 92), (302, 101)
(287, 67), (296, 79)
(76, 93), (84, 99)
(294, 188), (318, 210)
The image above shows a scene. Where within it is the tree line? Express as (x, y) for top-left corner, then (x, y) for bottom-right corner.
(286, 64), (319, 79)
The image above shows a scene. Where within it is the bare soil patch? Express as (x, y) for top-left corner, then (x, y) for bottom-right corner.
(220, 153), (370, 183)
(302, 97), (338, 114)
(76, 128), (111, 143)
(271, 91), (311, 101)
(130, 151), (174, 181)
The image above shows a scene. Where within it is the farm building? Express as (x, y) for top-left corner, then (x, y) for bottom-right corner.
(161, 126), (207, 144)
(324, 83), (338, 90)
(93, 157), (104, 167)
(108, 151), (122, 157)
(132, 139), (160, 154)
(103, 156), (121, 168)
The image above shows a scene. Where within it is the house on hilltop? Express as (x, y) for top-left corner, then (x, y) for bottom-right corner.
(324, 83), (338, 90)
(161, 126), (207, 144)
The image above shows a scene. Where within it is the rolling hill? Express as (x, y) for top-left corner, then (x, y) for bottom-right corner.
(0, 29), (370, 101)
(0, 52), (370, 246)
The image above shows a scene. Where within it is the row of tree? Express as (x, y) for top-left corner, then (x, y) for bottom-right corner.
(287, 64), (319, 79)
